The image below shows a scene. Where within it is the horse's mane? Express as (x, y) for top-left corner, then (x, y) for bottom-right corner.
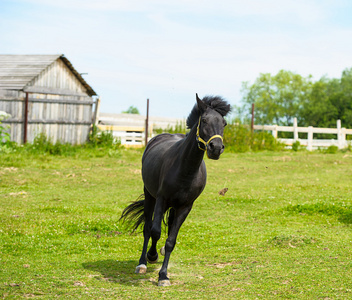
(186, 95), (231, 129)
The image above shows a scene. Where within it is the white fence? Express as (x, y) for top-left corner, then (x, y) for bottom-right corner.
(116, 131), (144, 146)
(98, 125), (146, 146)
(97, 113), (184, 147)
(253, 118), (352, 150)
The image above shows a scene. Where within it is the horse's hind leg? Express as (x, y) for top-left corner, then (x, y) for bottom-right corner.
(147, 197), (166, 264)
(158, 206), (192, 286)
(160, 208), (175, 256)
(135, 187), (155, 274)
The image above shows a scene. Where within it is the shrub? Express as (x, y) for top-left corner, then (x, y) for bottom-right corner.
(325, 145), (339, 154)
(223, 123), (285, 153)
(344, 143), (352, 152)
(88, 125), (119, 148)
(27, 133), (79, 156)
(291, 140), (306, 152)
(223, 124), (251, 152)
(153, 121), (187, 135)
(0, 112), (11, 144)
(2, 129), (122, 157)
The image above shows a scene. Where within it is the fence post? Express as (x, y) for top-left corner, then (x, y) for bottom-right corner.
(307, 126), (313, 151)
(145, 98), (149, 146)
(293, 117), (298, 141)
(23, 92), (29, 144)
(341, 128), (346, 149)
(337, 120), (345, 149)
(92, 97), (101, 127)
(251, 103), (255, 132)
(272, 125), (278, 138)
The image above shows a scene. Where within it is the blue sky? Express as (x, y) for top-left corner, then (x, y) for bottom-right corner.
(1, 0), (352, 119)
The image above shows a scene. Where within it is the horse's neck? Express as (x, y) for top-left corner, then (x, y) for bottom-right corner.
(178, 125), (205, 174)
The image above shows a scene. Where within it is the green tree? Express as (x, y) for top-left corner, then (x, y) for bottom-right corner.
(240, 70), (312, 126)
(122, 106), (140, 114)
(330, 68), (352, 128)
(299, 77), (336, 127)
(300, 68), (352, 128)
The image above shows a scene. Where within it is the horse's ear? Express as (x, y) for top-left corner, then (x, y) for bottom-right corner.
(196, 93), (207, 113)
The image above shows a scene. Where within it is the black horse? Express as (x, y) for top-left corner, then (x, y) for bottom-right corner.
(120, 94), (231, 286)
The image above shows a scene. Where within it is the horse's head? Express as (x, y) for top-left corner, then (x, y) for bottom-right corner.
(195, 94), (229, 160)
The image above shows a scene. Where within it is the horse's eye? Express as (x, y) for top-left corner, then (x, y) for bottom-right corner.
(202, 118), (207, 124)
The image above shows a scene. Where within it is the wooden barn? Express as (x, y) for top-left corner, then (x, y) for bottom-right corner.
(0, 54), (98, 144)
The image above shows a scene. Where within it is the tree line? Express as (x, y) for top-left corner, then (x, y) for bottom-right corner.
(237, 68), (352, 129)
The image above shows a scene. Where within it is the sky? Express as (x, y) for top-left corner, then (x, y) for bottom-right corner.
(1, 0), (352, 119)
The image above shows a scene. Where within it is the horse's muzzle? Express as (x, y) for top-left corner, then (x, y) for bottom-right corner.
(207, 140), (225, 160)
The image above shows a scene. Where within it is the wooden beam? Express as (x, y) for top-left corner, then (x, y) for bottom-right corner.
(28, 98), (93, 105)
(92, 97), (101, 126)
(23, 86), (88, 96)
(0, 97), (93, 105)
(0, 83), (24, 88)
(23, 92), (29, 144)
(2, 119), (92, 125)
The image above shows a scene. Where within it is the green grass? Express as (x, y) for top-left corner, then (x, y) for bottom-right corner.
(1, 149), (352, 299)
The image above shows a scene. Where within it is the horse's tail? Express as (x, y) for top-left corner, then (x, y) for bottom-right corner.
(119, 194), (145, 232)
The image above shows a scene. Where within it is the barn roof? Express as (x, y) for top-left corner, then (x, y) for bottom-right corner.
(0, 54), (97, 96)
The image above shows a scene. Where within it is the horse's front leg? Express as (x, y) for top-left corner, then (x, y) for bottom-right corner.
(158, 206), (192, 286)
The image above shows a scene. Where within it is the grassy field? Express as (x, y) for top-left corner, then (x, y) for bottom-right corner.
(0, 148), (351, 299)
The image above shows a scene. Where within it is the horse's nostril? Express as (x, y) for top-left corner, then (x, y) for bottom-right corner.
(209, 142), (214, 150)
(220, 144), (225, 154)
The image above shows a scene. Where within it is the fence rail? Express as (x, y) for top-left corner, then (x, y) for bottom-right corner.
(98, 124), (147, 146)
(253, 118), (352, 150)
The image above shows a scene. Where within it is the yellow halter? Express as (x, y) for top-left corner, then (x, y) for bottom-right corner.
(196, 116), (223, 154)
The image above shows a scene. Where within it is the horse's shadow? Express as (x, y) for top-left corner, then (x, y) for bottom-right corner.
(82, 259), (160, 286)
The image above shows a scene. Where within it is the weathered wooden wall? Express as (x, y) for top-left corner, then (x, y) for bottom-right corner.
(30, 59), (88, 94)
(0, 91), (94, 145)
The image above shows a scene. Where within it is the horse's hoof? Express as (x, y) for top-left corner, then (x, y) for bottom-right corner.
(158, 279), (171, 287)
(135, 264), (147, 274)
(160, 246), (165, 256)
(146, 253), (158, 264)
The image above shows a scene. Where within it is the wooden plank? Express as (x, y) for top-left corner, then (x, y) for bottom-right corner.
(2, 119), (92, 125)
(98, 125), (145, 132)
(28, 98), (94, 105)
(0, 54), (60, 61)
(0, 63), (52, 68)
(0, 98), (93, 106)
(0, 69), (41, 74)
(92, 97), (100, 126)
(253, 124), (344, 135)
(28, 120), (91, 125)
(23, 86), (89, 96)
(0, 83), (24, 87)
(0, 76), (35, 80)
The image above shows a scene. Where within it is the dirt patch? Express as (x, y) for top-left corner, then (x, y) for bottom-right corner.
(207, 261), (242, 268)
(9, 191), (28, 197)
